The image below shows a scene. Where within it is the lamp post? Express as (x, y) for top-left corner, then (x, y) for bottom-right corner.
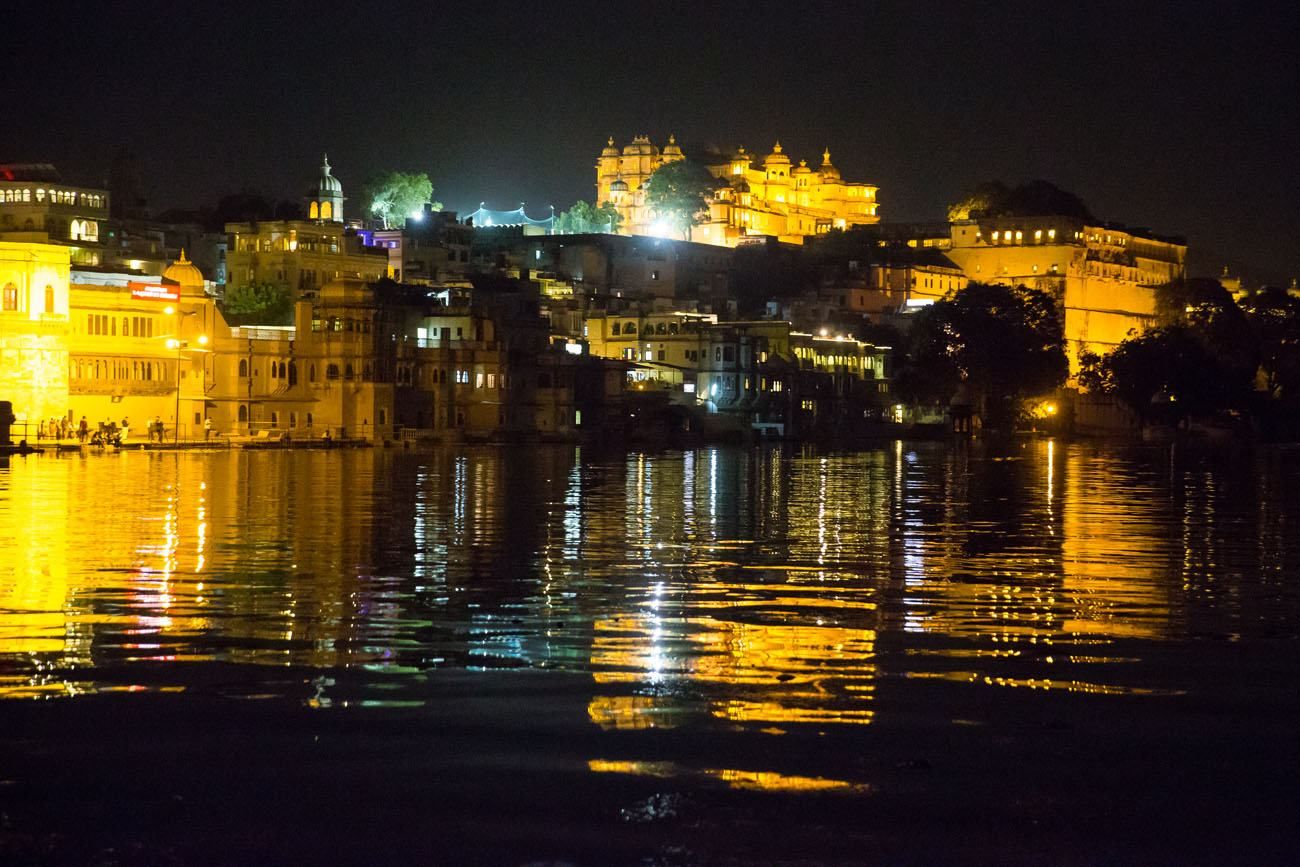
(164, 306), (204, 443)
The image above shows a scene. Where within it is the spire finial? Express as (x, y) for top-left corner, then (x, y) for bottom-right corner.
(773, 140), (783, 153)
(668, 133), (676, 144)
(322, 153), (331, 172)
(178, 247), (188, 263)
(822, 147), (832, 164)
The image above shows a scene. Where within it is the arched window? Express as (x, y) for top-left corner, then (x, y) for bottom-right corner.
(288, 362), (298, 386)
(326, 363), (340, 380)
(309, 201), (319, 219)
(306, 412), (313, 428)
(278, 361), (286, 379)
(344, 363), (354, 380)
(656, 322), (667, 334)
(238, 359), (248, 377)
(1, 283), (17, 311)
(309, 363), (317, 382)
(238, 405), (248, 422)
(44, 285), (55, 314)
(320, 201), (333, 220)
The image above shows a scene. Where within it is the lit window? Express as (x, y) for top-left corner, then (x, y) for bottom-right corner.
(1048, 229), (1056, 240)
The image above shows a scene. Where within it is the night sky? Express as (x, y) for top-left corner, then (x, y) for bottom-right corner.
(6, 1), (1298, 282)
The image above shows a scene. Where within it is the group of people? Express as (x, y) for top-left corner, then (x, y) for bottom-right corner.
(34, 415), (213, 445)
(36, 416), (133, 444)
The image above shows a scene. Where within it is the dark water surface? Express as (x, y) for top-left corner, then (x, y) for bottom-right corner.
(0, 442), (1297, 865)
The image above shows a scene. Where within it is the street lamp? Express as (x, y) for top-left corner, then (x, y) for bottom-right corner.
(165, 308), (201, 443)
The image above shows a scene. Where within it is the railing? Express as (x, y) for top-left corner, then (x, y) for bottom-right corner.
(230, 326), (296, 342)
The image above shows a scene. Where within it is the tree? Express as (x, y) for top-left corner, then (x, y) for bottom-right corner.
(554, 200), (621, 234)
(1154, 278), (1258, 380)
(220, 281), (293, 326)
(895, 282), (1067, 428)
(642, 160), (715, 239)
(947, 180), (1094, 222)
(1095, 326), (1248, 424)
(1240, 286), (1300, 401)
(363, 171), (441, 229)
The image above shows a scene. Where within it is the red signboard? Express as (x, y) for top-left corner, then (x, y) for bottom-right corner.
(130, 282), (180, 302)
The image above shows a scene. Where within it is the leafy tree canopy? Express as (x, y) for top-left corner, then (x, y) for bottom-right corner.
(1086, 326), (1249, 423)
(947, 180), (1094, 222)
(643, 160), (716, 239)
(363, 171), (441, 229)
(554, 200), (621, 234)
(1155, 278), (1258, 381)
(220, 281), (293, 326)
(1239, 286), (1300, 401)
(895, 282), (1067, 427)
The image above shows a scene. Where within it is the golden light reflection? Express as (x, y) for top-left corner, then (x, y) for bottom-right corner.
(589, 611), (878, 728)
(587, 759), (870, 793)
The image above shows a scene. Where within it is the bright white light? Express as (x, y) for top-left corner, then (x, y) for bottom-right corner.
(409, 210), (424, 222)
(164, 306), (175, 315)
(197, 334), (209, 346)
(684, 382), (696, 394)
(564, 342), (583, 356)
(649, 220), (675, 238)
(818, 327), (828, 337)
(165, 338), (180, 349)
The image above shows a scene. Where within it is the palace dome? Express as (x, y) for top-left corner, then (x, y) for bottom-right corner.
(623, 135), (658, 156)
(610, 177), (629, 192)
(314, 154), (342, 194)
(162, 249), (204, 288)
(819, 148), (841, 181)
(662, 134), (683, 157)
(763, 141), (791, 166)
(602, 137), (620, 157)
(793, 159), (812, 175)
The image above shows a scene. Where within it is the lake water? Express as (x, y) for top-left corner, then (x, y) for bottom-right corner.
(1, 442), (1297, 865)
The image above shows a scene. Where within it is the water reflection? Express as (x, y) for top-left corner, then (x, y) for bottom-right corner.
(0, 442), (1297, 720)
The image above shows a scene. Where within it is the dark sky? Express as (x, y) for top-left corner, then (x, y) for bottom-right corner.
(5, 0), (1298, 282)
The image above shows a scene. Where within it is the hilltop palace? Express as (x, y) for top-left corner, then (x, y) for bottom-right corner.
(596, 135), (880, 247)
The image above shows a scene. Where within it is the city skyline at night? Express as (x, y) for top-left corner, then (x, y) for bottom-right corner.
(5, 1), (1298, 284)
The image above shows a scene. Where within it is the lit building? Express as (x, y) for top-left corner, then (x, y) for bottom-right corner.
(67, 251), (218, 436)
(0, 163), (109, 266)
(585, 311), (717, 386)
(225, 156), (386, 300)
(596, 135), (880, 247)
(0, 240), (72, 425)
(944, 217), (1187, 368)
(206, 278), (395, 440)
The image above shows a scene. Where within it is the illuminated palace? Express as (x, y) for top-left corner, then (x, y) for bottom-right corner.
(941, 218), (1187, 368)
(596, 135), (880, 247)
